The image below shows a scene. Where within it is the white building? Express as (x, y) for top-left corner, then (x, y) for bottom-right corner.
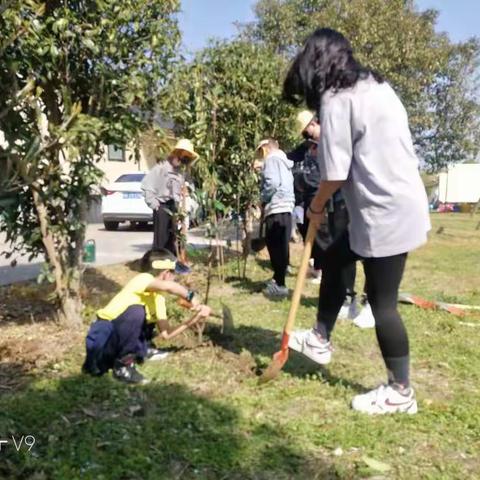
(438, 164), (480, 204)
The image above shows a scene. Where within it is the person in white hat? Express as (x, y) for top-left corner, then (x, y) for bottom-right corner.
(141, 139), (199, 255)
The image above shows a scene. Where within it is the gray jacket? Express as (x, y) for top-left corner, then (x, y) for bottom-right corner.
(261, 150), (295, 217)
(141, 161), (184, 211)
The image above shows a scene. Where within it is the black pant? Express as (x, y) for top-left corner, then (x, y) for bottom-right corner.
(153, 202), (176, 255)
(327, 201), (356, 298)
(265, 212), (291, 287)
(300, 194), (330, 270)
(316, 231), (409, 379)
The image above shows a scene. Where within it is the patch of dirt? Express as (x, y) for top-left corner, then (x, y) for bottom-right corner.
(0, 282), (56, 325)
(0, 322), (82, 391)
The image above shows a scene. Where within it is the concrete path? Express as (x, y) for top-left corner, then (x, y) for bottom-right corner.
(0, 223), (237, 286)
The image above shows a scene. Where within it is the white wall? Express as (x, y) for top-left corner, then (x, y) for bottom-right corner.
(438, 164), (480, 203)
(97, 144), (156, 185)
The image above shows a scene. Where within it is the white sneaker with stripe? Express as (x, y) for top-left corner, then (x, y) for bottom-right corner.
(288, 329), (332, 365)
(351, 384), (418, 415)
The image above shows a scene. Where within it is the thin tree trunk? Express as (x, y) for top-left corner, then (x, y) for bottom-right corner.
(242, 207), (254, 279)
(31, 188), (83, 327)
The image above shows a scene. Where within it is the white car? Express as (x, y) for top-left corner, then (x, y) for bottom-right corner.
(101, 173), (152, 230)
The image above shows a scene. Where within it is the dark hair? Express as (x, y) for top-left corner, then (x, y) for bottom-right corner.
(283, 28), (383, 110)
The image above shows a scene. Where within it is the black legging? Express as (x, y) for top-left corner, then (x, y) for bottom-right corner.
(299, 194), (329, 270)
(327, 200), (356, 299)
(265, 212), (291, 287)
(316, 230), (409, 385)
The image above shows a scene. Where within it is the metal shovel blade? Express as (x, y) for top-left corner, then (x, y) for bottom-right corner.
(221, 304), (234, 335)
(258, 332), (290, 384)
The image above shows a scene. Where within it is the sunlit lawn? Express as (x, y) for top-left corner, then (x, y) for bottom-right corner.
(0, 213), (479, 479)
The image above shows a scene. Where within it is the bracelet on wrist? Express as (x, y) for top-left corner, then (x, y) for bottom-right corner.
(308, 205), (323, 215)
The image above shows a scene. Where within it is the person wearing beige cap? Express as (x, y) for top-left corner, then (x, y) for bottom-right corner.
(290, 110), (325, 284)
(141, 139), (199, 255)
(256, 138), (295, 298)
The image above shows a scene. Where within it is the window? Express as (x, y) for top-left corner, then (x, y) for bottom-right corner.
(108, 145), (125, 162)
(115, 174), (145, 182)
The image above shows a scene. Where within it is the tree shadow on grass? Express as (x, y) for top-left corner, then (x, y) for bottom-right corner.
(206, 324), (365, 394)
(84, 268), (122, 299)
(0, 361), (34, 393)
(0, 375), (338, 479)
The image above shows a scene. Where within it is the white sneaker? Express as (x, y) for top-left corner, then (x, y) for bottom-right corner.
(309, 269), (322, 284)
(263, 282), (289, 298)
(288, 329), (332, 365)
(352, 384), (418, 415)
(146, 348), (169, 361)
(353, 302), (375, 328)
(338, 297), (359, 320)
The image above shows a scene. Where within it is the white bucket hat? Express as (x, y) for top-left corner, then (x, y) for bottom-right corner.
(171, 138), (199, 161)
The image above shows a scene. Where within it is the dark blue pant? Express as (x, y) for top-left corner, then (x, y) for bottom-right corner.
(102, 305), (150, 367)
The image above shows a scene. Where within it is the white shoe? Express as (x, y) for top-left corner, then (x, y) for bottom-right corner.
(308, 267), (322, 284)
(288, 329), (332, 365)
(352, 384), (418, 415)
(263, 282), (289, 298)
(146, 348), (169, 361)
(353, 302), (375, 328)
(338, 297), (359, 320)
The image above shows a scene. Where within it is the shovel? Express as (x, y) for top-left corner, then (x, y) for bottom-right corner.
(398, 292), (471, 317)
(259, 221), (316, 383)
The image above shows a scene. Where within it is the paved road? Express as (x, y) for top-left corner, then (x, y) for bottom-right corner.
(0, 223), (225, 286)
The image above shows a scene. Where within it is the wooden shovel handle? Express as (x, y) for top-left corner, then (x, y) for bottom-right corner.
(177, 298), (220, 320)
(160, 311), (203, 339)
(284, 221), (317, 335)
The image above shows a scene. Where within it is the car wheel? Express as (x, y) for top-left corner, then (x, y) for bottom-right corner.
(139, 221), (149, 230)
(104, 221), (119, 231)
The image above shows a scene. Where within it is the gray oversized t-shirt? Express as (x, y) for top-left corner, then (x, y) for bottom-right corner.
(318, 77), (431, 257)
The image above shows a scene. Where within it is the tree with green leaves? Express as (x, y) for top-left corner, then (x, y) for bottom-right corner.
(421, 40), (480, 171)
(0, 0), (180, 326)
(244, 0), (480, 171)
(163, 40), (297, 264)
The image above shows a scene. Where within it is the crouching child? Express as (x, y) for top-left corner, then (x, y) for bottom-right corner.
(82, 250), (211, 384)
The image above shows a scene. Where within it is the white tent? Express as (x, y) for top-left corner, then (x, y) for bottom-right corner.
(438, 164), (480, 203)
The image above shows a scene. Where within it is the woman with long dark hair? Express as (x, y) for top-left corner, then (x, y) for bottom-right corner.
(284, 28), (430, 414)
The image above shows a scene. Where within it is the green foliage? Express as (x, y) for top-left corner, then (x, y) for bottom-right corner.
(421, 40), (480, 171)
(0, 0), (180, 322)
(245, 0), (480, 171)
(163, 40), (297, 215)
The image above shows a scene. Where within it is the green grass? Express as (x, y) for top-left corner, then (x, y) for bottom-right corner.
(1, 213), (480, 479)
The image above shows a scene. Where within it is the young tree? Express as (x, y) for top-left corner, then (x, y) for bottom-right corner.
(163, 41), (297, 259)
(0, 0), (180, 326)
(421, 40), (480, 171)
